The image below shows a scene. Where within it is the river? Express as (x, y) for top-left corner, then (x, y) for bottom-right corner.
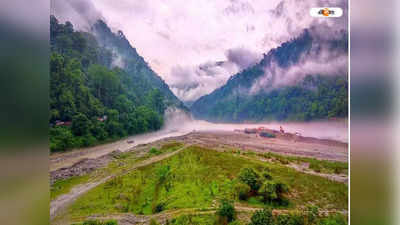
(50, 109), (348, 171)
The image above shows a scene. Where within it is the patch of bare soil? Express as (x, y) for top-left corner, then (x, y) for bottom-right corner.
(50, 150), (121, 185)
(172, 130), (348, 162)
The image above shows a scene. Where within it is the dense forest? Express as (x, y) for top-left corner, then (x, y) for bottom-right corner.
(50, 16), (184, 152)
(191, 30), (348, 122)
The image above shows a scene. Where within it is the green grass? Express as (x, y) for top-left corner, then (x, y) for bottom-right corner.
(167, 214), (217, 225)
(51, 175), (90, 200)
(50, 142), (184, 201)
(68, 146), (347, 219)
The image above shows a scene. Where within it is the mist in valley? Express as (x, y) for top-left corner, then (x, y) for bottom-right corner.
(136, 107), (349, 147)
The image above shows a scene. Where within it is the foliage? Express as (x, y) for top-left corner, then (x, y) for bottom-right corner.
(305, 205), (319, 225)
(258, 180), (289, 203)
(249, 208), (274, 225)
(149, 147), (162, 155)
(69, 146), (347, 219)
(275, 213), (304, 225)
(228, 221), (243, 225)
(168, 214), (216, 225)
(50, 16), (185, 152)
(317, 214), (347, 225)
(216, 199), (236, 224)
(238, 167), (260, 191)
(149, 219), (160, 225)
(234, 182), (251, 200)
(191, 30), (348, 122)
(75, 220), (117, 225)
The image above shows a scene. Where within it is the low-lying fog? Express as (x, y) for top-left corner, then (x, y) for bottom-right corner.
(119, 108), (348, 151)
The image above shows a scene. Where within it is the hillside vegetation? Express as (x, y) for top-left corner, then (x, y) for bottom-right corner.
(50, 16), (184, 152)
(69, 146), (347, 220)
(191, 30), (348, 122)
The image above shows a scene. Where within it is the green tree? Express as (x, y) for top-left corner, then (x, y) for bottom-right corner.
(259, 180), (288, 203)
(217, 199), (236, 224)
(249, 208), (273, 225)
(238, 167), (260, 191)
(71, 113), (91, 136)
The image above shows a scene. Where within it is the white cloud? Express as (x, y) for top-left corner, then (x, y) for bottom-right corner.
(52, 0), (347, 101)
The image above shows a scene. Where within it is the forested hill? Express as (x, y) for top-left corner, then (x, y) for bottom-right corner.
(50, 16), (184, 152)
(191, 29), (348, 122)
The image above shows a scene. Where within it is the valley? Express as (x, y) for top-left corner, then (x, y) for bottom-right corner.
(50, 126), (348, 225)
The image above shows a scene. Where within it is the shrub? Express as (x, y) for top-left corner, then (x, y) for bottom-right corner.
(275, 213), (304, 225)
(228, 221), (242, 225)
(333, 166), (342, 174)
(217, 199), (236, 224)
(153, 202), (165, 213)
(71, 113), (91, 136)
(305, 205), (319, 225)
(249, 208), (273, 225)
(149, 218), (160, 225)
(261, 169), (272, 180)
(310, 162), (322, 173)
(234, 183), (251, 200)
(149, 147), (161, 155)
(317, 214), (347, 225)
(238, 167), (260, 191)
(259, 180), (288, 203)
(81, 220), (118, 225)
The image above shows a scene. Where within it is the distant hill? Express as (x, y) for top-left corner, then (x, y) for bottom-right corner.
(50, 16), (185, 152)
(191, 29), (348, 122)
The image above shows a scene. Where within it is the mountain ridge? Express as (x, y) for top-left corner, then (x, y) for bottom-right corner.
(49, 16), (186, 152)
(191, 29), (348, 122)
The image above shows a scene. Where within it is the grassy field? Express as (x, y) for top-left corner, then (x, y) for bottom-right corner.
(51, 175), (90, 200)
(50, 142), (184, 201)
(68, 146), (347, 220)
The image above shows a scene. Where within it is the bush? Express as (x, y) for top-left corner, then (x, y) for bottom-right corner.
(153, 202), (165, 213)
(249, 208), (273, 225)
(238, 167), (260, 191)
(261, 169), (272, 180)
(71, 113), (91, 136)
(217, 199), (236, 224)
(149, 147), (161, 155)
(317, 214), (347, 225)
(50, 126), (75, 152)
(149, 218), (160, 225)
(310, 162), (322, 173)
(259, 180), (288, 203)
(275, 213), (304, 225)
(305, 205), (319, 225)
(81, 220), (118, 225)
(234, 183), (251, 200)
(228, 221), (242, 225)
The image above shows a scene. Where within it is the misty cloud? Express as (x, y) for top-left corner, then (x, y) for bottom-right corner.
(51, 0), (104, 31)
(250, 31), (348, 94)
(225, 48), (262, 70)
(169, 60), (239, 102)
(52, 0), (348, 102)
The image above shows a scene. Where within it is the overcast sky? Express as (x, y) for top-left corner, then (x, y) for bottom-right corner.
(52, 0), (347, 102)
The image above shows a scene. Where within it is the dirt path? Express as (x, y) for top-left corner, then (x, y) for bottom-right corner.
(84, 206), (347, 225)
(50, 147), (187, 220)
(239, 155), (348, 183)
(51, 130), (347, 172)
